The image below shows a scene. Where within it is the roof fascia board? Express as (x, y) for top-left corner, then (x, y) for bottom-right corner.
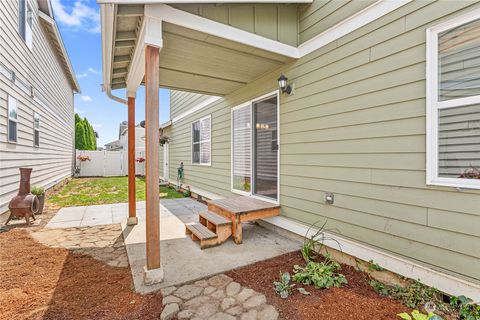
(38, 11), (80, 92)
(298, 0), (413, 57)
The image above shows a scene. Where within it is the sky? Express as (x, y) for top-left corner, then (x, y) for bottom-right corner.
(51, 0), (170, 147)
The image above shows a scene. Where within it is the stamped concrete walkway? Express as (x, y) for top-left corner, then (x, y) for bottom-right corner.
(45, 198), (300, 295)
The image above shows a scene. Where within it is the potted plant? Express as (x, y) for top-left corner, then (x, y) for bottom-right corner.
(159, 136), (169, 146)
(31, 186), (45, 214)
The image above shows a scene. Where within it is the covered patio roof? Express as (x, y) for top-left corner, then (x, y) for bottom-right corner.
(101, 2), (307, 97)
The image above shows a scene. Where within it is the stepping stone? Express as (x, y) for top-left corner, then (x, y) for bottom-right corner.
(163, 295), (182, 306)
(226, 305), (243, 316)
(240, 309), (257, 320)
(175, 285), (203, 300)
(204, 286), (216, 295)
(243, 294), (266, 309)
(236, 288), (255, 302)
(258, 305), (279, 320)
(210, 312), (236, 320)
(221, 297), (236, 311)
(208, 274), (232, 288)
(161, 286), (177, 296)
(178, 309), (194, 319)
(226, 282), (241, 296)
(160, 303), (179, 320)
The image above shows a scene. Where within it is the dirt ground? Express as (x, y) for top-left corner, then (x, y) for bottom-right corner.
(0, 229), (163, 320)
(226, 251), (410, 320)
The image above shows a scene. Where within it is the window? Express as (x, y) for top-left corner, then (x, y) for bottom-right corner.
(232, 104), (252, 193)
(8, 96), (18, 143)
(18, 0), (33, 49)
(192, 115), (211, 165)
(33, 112), (40, 146)
(427, 11), (480, 189)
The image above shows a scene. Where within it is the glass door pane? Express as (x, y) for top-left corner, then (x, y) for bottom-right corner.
(232, 105), (252, 192)
(253, 96), (278, 200)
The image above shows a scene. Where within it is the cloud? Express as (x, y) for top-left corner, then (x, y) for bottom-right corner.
(51, 0), (100, 33)
(88, 67), (99, 74)
(74, 108), (85, 114)
(80, 95), (93, 102)
(92, 123), (102, 128)
(77, 72), (88, 78)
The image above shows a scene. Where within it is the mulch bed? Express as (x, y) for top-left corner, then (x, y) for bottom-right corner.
(226, 251), (410, 320)
(0, 229), (163, 320)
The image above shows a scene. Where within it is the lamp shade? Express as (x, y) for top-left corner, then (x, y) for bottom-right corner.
(277, 74), (288, 90)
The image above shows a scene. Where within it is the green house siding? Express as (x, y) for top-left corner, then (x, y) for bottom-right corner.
(171, 3), (299, 46)
(165, 0), (480, 283)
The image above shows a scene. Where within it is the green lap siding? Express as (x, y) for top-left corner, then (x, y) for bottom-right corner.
(165, 0), (480, 283)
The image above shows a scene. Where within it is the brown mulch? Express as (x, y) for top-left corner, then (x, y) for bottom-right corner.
(0, 229), (163, 320)
(226, 251), (409, 320)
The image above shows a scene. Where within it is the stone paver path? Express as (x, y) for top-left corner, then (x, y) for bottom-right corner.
(160, 274), (278, 320)
(32, 224), (128, 267)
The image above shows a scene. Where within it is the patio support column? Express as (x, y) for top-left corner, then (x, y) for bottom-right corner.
(143, 44), (163, 284)
(127, 92), (138, 226)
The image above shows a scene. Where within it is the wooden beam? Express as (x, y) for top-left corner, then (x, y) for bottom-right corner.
(117, 5), (144, 17)
(127, 96), (137, 224)
(116, 31), (136, 41)
(145, 45), (160, 271)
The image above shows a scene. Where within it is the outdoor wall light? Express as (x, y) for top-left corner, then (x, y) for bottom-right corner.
(277, 74), (293, 95)
(140, 120), (145, 128)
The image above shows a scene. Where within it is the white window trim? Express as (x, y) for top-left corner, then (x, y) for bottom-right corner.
(7, 96), (18, 143)
(191, 115), (211, 166)
(230, 90), (280, 205)
(18, 0), (33, 50)
(426, 8), (480, 190)
(33, 112), (40, 147)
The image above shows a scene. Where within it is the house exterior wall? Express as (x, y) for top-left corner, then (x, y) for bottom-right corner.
(164, 0), (480, 284)
(171, 3), (299, 46)
(0, 0), (75, 213)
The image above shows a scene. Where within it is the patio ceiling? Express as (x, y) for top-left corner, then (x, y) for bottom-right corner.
(106, 4), (297, 96)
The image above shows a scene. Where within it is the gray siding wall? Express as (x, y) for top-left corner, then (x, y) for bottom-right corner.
(166, 0), (480, 283)
(0, 0), (75, 213)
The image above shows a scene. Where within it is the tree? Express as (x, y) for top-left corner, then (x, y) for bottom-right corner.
(75, 120), (87, 150)
(74, 113), (97, 150)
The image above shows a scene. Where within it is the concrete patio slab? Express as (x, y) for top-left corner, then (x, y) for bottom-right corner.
(122, 198), (301, 294)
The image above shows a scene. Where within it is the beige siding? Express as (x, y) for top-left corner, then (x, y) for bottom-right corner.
(172, 3), (299, 46)
(170, 90), (216, 120)
(298, 0), (377, 44)
(0, 0), (75, 213)
(164, 0), (480, 283)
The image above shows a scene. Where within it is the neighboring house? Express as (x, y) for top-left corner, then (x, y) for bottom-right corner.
(0, 0), (79, 213)
(104, 121), (145, 151)
(101, 1), (480, 299)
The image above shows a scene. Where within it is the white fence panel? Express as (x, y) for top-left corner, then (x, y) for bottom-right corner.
(76, 149), (146, 177)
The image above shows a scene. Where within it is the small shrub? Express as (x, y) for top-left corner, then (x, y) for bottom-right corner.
(450, 295), (480, 320)
(31, 186), (45, 196)
(301, 220), (341, 263)
(397, 310), (443, 320)
(293, 254), (347, 289)
(368, 259), (385, 272)
(274, 272), (295, 299)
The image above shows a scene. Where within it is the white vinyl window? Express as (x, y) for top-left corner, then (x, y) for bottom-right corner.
(8, 96), (18, 143)
(232, 104), (252, 193)
(33, 112), (40, 146)
(427, 10), (480, 189)
(192, 115), (211, 165)
(18, 0), (33, 50)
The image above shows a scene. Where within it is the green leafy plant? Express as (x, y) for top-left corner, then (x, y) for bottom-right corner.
(293, 254), (347, 289)
(369, 279), (441, 309)
(397, 310), (443, 320)
(368, 259), (385, 272)
(30, 186), (45, 196)
(450, 296), (480, 320)
(274, 272), (295, 299)
(301, 220), (341, 263)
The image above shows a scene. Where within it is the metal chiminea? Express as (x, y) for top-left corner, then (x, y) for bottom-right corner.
(6, 168), (39, 226)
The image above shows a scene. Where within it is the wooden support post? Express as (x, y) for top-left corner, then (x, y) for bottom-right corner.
(127, 95), (138, 225)
(144, 45), (160, 271)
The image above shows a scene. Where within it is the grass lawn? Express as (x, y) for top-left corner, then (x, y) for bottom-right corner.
(49, 176), (184, 207)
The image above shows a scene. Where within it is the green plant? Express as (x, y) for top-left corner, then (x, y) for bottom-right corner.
(293, 254), (347, 289)
(301, 220), (341, 263)
(450, 296), (480, 320)
(369, 279), (441, 309)
(31, 186), (45, 196)
(397, 310), (443, 320)
(368, 259), (385, 272)
(183, 186), (191, 197)
(274, 272), (295, 299)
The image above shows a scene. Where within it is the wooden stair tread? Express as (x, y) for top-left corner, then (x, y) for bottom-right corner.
(199, 211), (231, 225)
(185, 223), (217, 240)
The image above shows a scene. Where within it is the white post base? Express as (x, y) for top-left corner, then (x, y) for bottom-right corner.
(127, 217), (138, 226)
(143, 265), (164, 286)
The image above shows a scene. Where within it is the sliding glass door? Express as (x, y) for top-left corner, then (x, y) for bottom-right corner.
(253, 96), (278, 200)
(231, 93), (279, 201)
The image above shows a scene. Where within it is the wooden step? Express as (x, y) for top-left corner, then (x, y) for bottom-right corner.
(198, 211), (233, 244)
(185, 223), (218, 249)
(199, 211), (231, 226)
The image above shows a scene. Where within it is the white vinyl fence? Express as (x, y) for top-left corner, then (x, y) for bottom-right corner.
(76, 149), (146, 177)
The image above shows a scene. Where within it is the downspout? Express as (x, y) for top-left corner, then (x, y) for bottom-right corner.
(104, 85), (127, 105)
